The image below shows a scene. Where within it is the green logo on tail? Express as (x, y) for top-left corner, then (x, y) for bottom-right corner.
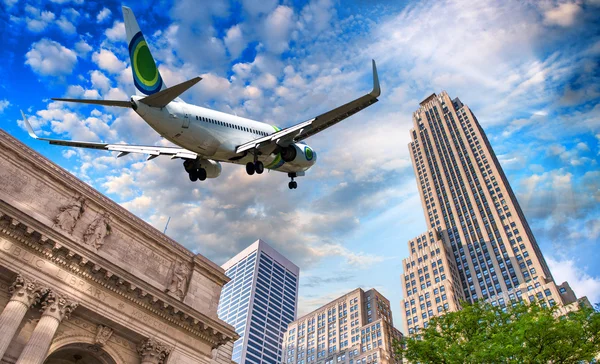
(129, 32), (163, 95)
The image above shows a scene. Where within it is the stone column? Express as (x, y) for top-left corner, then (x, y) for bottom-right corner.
(15, 291), (78, 364)
(137, 338), (172, 364)
(0, 274), (48, 359)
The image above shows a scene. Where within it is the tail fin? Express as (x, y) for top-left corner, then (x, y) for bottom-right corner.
(122, 6), (166, 96)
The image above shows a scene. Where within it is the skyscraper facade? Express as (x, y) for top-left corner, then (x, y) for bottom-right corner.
(282, 288), (403, 364)
(218, 240), (299, 363)
(400, 91), (581, 335)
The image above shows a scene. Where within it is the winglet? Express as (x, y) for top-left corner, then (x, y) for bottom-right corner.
(20, 110), (39, 139)
(370, 60), (381, 98)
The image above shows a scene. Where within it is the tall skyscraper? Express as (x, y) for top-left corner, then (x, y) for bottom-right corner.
(400, 91), (583, 335)
(218, 239), (299, 364)
(282, 288), (403, 364)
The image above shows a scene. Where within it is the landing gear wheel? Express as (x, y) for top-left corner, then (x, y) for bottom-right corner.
(198, 168), (207, 181)
(189, 171), (198, 182)
(255, 161), (264, 174)
(288, 181), (297, 189)
(246, 162), (255, 175)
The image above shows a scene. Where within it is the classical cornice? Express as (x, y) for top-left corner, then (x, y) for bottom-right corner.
(193, 254), (230, 286)
(0, 207), (238, 347)
(0, 129), (192, 260)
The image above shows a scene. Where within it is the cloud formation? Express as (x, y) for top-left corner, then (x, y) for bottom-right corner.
(9, 0), (599, 330)
(25, 39), (78, 76)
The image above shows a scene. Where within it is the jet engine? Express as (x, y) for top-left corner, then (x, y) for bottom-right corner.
(279, 143), (317, 168)
(183, 158), (222, 179)
(201, 159), (222, 178)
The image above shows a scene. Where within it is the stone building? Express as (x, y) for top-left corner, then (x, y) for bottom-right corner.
(400, 92), (586, 334)
(0, 128), (238, 363)
(282, 288), (402, 364)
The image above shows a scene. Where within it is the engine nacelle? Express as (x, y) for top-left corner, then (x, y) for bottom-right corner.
(183, 159), (222, 178)
(279, 143), (317, 168)
(201, 159), (222, 178)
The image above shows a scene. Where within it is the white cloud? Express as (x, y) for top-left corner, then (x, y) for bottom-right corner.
(543, 3), (582, 27)
(263, 6), (295, 54)
(75, 40), (92, 56)
(224, 25), (246, 59)
(25, 9), (55, 33)
(96, 7), (112, 23)
(243, 85), (262, 99)
(49, 0), (83, 4)
(3, 0), (18, 8)
(255, 72), (277, 89)
(0, 100), (10, 113)
(105, 21), (126, 42)
(548, 258), (600, 304)
(56, 15), (76, 35)
(103, 172), (137, 198)
(62, 150), (77, 159)
(308, 243), (388, 269)
(25, 39), (78, 77)
(83, 89), (101, 99)
(90, 70), (111, 93)
(242, 0), (278, 16)
(105, 87), (128, 101)
(92, 49), (126, 74)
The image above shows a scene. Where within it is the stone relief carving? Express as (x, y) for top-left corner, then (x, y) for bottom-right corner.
(41, 291), (79, 321)
(137, 337), (172, 364)
(83, 212), (111, 250)
(94, 324), (114, 346)
(166, 261), (191, 300)
(54, 197), (85, 234)
(9, 274), (49, 307)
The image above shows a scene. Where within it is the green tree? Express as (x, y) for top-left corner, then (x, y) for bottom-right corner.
(394, 300), (600, 364)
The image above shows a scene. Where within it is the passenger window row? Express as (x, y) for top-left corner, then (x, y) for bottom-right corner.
(195, 115), (269, 136)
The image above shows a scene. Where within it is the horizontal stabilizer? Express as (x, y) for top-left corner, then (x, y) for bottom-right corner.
(52, 98), (133, 108)
(139, 77), (201, 108)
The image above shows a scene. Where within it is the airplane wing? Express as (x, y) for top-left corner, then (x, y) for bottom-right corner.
(236, 60), (381, 155)
(20, 111), (197, 160)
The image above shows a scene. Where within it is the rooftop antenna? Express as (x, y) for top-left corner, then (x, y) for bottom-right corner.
(163, 216), (171, 234)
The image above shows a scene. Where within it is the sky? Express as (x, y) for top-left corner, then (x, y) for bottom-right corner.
(0, 0), (598, 331)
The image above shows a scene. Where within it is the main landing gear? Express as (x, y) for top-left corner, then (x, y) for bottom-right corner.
(288, 173), (298, 189)
(245, 161), (264, 175)
(184, 160), (206, 182)
(246, 152), (264, 176)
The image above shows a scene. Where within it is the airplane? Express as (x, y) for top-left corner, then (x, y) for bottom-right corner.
(21, 6), (381, 190)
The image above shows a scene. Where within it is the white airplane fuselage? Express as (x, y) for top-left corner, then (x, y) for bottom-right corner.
(133, 96), (317, 174)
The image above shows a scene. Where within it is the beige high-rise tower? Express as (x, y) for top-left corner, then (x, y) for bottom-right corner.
(400, 92), (586, 335)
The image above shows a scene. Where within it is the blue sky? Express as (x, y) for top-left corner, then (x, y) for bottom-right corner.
(0, 0), (598, 330)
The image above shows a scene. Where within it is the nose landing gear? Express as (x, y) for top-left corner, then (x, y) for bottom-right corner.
(288, 173), (298, 189)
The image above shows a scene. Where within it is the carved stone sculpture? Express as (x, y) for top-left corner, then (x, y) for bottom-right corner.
(137, 337), (172, 364)
(54, 197), (85, 234)
(94, 325), (114, 346)
(9, 274), (49, 307)
(166, 261), (191, 299)
(83, 213), (111, 250)
(40, 291), (79, 321)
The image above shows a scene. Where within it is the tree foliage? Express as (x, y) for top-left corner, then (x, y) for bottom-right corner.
(394, 300), (600, 364)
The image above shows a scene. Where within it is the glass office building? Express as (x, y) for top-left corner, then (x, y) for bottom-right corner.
(218, 239), (299, 363)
